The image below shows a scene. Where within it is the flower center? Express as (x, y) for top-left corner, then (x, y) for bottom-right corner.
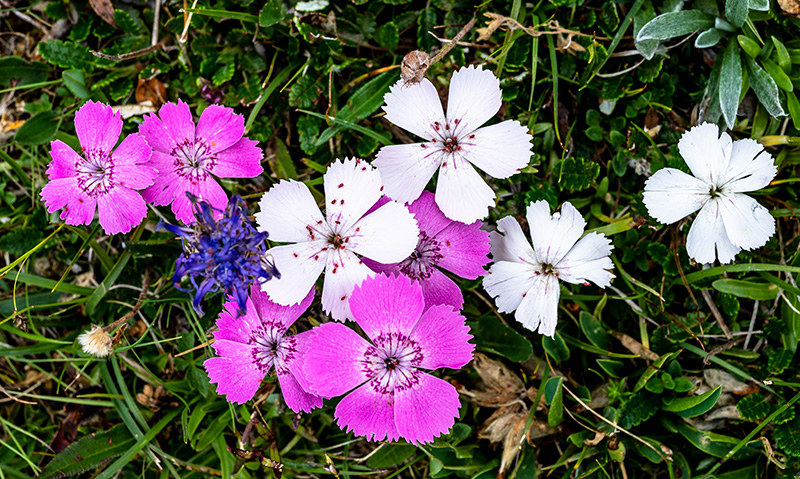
(362, 331), (424, 394)
(77, 149), (114, 196)
(249, 322), (295, 375)
(399, 232), (443, 280)
(536, 262), (559, 277)
(173, 138), (216, 184)
(329, 234), (346, 250)
(708, 184), (722, 198)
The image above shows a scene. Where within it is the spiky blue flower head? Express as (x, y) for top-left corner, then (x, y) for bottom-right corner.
(163, 193), (279, 316)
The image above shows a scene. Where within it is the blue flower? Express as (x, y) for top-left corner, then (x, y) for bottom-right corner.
(163, 193), (279, 315)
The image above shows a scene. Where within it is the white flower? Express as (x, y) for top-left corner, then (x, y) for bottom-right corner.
(78, 325), (113, 357)
(255, 158), (419, 321)
(374, 65), (533, 223)
(642, 123), (777, 265)
(483, 201), (614, 337)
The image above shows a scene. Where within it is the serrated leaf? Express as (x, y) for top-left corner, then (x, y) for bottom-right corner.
(0, 227), (45, 255)
(768, 348), (794, 375)
(725, 0), (748, 27)
(108, 77), (133, 102)
(636, 11), (715, 42)
(375, 22), (399, 50)
(745, 55), (787, 117)
(40, 423), (135, 479)
(367, 445), (416, 468)
(558, 156), (600, 192)
(288, 75), (320, 108)
(662, 386), (721, 417)
(68, 17), (94, 43)
(719, 39), (743, 129)
(776, 417), (800, 456)
(15, 110), (60, 145)
(113, 9), (141, 35)
(736, 393), (770, 420)
(712, 278), (779, 300)
(469, 316), (532, 362)
(619, 391), (660, 429)
(297, 115), (320, 155)
(212, 63), (235, 86)
(545, 377), (564, 427)
(259, 0), (287, 27)
(695, 28), (724, 48)
(38, 40), (94, 70)
(542, 332), (570, 363)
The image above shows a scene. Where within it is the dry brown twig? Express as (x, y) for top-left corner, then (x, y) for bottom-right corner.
(476, 13), (610, 43)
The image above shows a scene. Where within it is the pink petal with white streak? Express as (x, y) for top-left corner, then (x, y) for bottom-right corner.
(47, 141), (79, 179)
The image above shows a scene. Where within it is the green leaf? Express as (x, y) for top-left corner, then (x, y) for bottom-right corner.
(259, 0), (287, 27)
(596, 359), (625, 378)
(668, 417), (759, 458)
(762, 57), (793, 92)
(212, 62), (235, 86)
(14, 110), (60, 145)
(544, 377), (564, 426)
(68, 17), (93, 43)
(768, 348), (794, 375)
(297, 115), (320, 155)
(788, 92), (800, 131)
(773, 36), (792, 72)
(542, 331), (570, 363)
(367, 444), (416, 468)
(0, 227), (45, 255)
(712, 278), (779, 300)
(636, 10), (715, 42)
(776, 417), (800, 456)
(557, 156), (600, 192)
(736, 392), (770, 420)
(619, 391), (660, 429)
(470, 316), (532, 362)
(580, 311), (610, 349)
(62, 69), (90, 99)
(38, 40), (94, 70)
(745, 54), (787, 117)
(40, 424), (135, 479)
(737, 35), (762, 58)
(719, 39), (743, 129)
(725, 0), (748, 28)
(695, 28), (724, 48)
(662, 385), (721, 417)
(0, 57), (49, 87)
(288, 74), (320, 108)
(375, 22), (399, 50)
(114, 9), (142, 35)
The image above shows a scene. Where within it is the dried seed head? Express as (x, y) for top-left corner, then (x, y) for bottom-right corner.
(78, 324), (113, 357)
(400, 50), (431, 86)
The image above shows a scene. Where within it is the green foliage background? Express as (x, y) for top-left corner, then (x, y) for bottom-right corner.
(3, 0), (800, 477)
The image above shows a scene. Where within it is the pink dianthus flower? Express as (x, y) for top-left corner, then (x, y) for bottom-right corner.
(40, 101), (156, 234)
(364, 191), (490, 311)
(138, 100), (263, 224)
(204, 286), (322, 412)
(302, 274), (474, 445)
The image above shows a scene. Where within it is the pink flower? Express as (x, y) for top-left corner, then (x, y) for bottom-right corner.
(255, 158), (419, 321)
(138, 100), (263, 224)
(204, 286), (322, 412)
(302, 274), (474, 445)
(364, 191), (490, 311)
(374, 65), (533, 223)
(40, 101), (156, 234)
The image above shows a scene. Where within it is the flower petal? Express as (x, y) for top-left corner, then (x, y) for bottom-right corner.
(527, 201), (585, 265)
(557, 232), (615, 288)
(515, 273), (561, 337)
(462, 121), (532, 178)
(277, 369), (323, 413)
(321, 249), (375, 321)
(97, 187), (148, 235)
(643, 167), (708, 225)
(113, 136), (157, 190)
(256, 180), (327, 243)
(285, 329), (319, 393)
(213, 301), (258, 344)
(483, 261), (536, 314)
(383, 78), (445, 140)
(204, 346), (263, 404)
(141, 154), (180, 205)
(722, 138), (777, 193)
(47, 140), (80, 179)
(172, 176), (228, 224)
(348, 201), (419, 264)
(41, 177), (79, 213)
(686, 200), (741, 264)
(140, 100), (195, 153)
(419, 267), (464, 311)
(677, 122), (730, 184)
(446, 65), (501, 134)
(350, 273), (424, 340)
(373, 143), (441, 205)
(435, 156), (495, 223)
(208, 137), (263, 178)
(261, 242), (327, 306)
(324, 158), (383, 232)
(303, 322), (372, 397)
(406, 191), (450, 236)
(395, 372), (461, 445)
(719, 193), (775, 251)
(74, 101), (122, 154)
(410, 304), (473, 370)
(436, 219), (490, 279)
(195, 104), (245, 153)
(491, 216), (537, 264)
(335, 383), (401, 442)
(250, 285), (314, 330)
